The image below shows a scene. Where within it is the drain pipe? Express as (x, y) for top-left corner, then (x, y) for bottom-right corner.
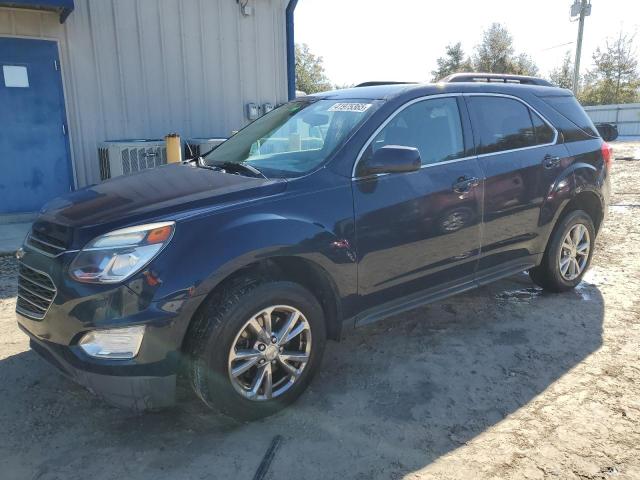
(286, 0), (298, 100)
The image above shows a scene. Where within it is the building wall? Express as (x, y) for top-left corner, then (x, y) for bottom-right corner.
(584, 103), (640, 138)
(0, 0), (289, 187)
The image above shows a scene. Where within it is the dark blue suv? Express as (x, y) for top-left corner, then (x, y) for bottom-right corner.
(16, 74), (612, 419)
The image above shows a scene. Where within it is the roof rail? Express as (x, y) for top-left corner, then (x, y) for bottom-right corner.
(440, 73), (553, 87)
(355, 81), (417, 88)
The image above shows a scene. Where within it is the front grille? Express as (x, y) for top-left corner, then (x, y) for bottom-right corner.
(27, 230), (67, 257)
(27, 220), (71, 257)
(17, 263), (57, 320)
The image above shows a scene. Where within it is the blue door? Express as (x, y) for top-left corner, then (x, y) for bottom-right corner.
(0, 37), (73, 214)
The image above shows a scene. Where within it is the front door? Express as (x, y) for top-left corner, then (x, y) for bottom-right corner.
(0, 37), (73, 214)
(353, 96), (483, 311)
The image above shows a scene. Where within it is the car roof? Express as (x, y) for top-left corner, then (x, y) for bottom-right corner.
(310, 82), (572, 101)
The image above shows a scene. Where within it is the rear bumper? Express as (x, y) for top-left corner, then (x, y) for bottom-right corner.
(20, 323), (176, 411)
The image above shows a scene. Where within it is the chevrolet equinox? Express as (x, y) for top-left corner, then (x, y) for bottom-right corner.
(16, 74), (611, 420)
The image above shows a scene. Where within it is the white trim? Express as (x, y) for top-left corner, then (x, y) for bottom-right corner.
(351, 92), (559, 178)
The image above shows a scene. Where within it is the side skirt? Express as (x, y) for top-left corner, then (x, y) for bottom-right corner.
(348, 256), (539, 329)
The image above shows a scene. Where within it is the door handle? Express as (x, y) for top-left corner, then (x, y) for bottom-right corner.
(543, 155), (561, 169)
(452, 176), (479, 193)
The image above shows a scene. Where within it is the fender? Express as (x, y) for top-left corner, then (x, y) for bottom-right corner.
(194, 213), (356, 299)
(537, 160), (605, 251)
(145, 188), (357, 303)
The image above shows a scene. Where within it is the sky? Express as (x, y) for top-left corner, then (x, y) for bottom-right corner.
(295, 0), (640, 86)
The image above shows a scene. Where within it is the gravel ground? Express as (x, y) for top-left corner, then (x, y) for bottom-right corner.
(0, 147), (638, 480)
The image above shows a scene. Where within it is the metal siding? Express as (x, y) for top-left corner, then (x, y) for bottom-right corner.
(585, 103), (640, 137)
(1, 0), (288, 187)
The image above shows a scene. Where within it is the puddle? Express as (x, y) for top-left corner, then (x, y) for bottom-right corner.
(496, 287), (543, 303)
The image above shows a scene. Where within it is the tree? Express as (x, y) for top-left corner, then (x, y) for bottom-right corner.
(549, 51), (574, 89)
(470, 23), (539, 75)
(472, 23), (515, 73)
(431, 42), (473, 81)
(295, 43), (332, 94)
(579, 32), (640, 105)
(511, 53), (539, 76)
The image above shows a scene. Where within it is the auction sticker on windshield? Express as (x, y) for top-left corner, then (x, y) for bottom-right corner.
(328, 103), (372, 113)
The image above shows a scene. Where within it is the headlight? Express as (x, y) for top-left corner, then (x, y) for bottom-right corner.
(70, 222), (175, 284)
(79, 326), (145, 359)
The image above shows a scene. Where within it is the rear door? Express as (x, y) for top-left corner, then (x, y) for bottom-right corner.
(0, 37), (73, 215)
(465, 94), (569, 274)
(353, 95), (483, 310)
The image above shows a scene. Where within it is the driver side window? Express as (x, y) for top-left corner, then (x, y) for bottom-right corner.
(367, 97), (465, 166)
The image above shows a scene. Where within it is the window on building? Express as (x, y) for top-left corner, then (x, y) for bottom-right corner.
(3, 65), (29, 88)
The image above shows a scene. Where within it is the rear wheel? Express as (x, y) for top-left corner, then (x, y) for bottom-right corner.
(529, 209), (595, 292)
(187, 279), (326, 420)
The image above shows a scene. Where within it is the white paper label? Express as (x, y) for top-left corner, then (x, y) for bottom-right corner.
(328, 103), (371, 113)
(3, 65), (29, 88)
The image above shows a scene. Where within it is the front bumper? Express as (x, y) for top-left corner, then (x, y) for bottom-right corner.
(20, 322), (177, 411)
(15, 243), (205, 411)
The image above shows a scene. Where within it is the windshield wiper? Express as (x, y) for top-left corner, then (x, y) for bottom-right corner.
(207, 161), (268, 179)
(187, 155), (267, 179)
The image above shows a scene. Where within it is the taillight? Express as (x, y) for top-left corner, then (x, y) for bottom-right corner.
(601, 142), (613, 169)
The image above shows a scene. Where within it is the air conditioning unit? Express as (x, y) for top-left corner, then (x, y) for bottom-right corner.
(185, 137), (227, 159)
(98, 139), (167, 181)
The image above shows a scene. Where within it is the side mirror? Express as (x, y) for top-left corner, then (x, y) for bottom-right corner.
(359, 145), (421, 176)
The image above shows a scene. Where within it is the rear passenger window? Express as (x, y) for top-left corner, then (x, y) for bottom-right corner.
(366, 97), (465, 166)
(467, 97), (554, 155)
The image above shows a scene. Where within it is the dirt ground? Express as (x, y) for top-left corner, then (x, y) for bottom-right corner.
(0, 144), (638, 480)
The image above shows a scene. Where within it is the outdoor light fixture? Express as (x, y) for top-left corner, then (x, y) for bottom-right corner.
(79, 326), (145, 359)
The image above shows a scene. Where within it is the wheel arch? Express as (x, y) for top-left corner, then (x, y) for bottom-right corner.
(561, 189), (605, 234)
(181, 254), (344, 356)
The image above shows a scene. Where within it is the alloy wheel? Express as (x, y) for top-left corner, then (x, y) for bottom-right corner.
(558, 223), (590, 281)
(227, 305), (312, 401)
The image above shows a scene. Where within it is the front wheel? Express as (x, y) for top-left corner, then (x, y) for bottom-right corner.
(529, 209), (596, 292)
(186, 280), (326, 420)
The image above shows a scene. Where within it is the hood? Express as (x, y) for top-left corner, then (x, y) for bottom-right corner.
(38, 163), (287, 240)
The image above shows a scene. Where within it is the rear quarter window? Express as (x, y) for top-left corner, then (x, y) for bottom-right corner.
(539, 95), (599, 138)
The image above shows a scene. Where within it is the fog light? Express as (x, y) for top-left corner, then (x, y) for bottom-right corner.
(79, 326), (145, 359)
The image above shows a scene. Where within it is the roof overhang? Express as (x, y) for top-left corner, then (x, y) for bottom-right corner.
(0, 0), (74, 23)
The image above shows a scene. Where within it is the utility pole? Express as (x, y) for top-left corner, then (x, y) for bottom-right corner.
(571, 0), (592, 94)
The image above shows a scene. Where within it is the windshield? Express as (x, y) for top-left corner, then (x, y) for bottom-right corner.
(203, 99), (378, 178)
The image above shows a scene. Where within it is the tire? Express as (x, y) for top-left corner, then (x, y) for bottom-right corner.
(186, 278), (326, 421)
(529, 209), (596, 292)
